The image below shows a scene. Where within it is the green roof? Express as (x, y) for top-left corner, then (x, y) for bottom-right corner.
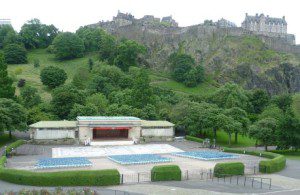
(77, 116), (141, 121)
(141, 120), (174, 127)
(29, 121), (77, 128)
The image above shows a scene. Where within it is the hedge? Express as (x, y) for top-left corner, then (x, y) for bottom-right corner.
(151, 165), (181, 181)
(223, 148), (286, 173)
(5, 140), (26, 154)
(185, 135), (204, 143)
(0, 156), (120, 186)
(214, 162), (244, 177)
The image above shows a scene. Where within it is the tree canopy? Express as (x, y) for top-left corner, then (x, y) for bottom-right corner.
(52, 32), (85, 60)
(0, 53), (15, 99)
(3, 44), (27, 64)
(40, 66), (67, 88)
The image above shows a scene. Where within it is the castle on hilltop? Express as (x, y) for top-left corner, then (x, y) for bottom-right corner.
(242, 13), (287, 35)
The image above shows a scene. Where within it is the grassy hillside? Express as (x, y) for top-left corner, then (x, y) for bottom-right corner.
(7, 49), (218, 101)
(7, 49), (98, 101)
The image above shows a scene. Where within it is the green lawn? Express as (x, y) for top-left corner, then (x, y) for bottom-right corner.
(200, 130), (256, 148)
(0, 134), (16, 148)
(282, 151), (300, 160)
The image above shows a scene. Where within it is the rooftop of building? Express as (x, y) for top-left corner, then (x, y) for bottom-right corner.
(244, 13), (287, 24)
(29, 121), (77, 129)
(141, 120), (174, 127)
(77, 116), (141, 121)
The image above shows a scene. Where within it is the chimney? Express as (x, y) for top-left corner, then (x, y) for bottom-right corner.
(283, 16), (286, 20)
(246, 13), (248, 17)
(256, 13), (258, 17)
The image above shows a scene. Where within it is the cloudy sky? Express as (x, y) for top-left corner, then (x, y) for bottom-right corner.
(1, 0), (299, 43)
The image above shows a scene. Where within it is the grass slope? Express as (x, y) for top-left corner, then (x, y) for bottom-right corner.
(7, 49), (98, 101)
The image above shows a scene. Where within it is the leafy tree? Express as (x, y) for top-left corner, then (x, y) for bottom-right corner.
(88, 75), (114, 96)
(51, 85), (86, 119)
(259, 104), (283, 121)
(33, 59), (40, 68)
(0, 53), (15, 99)
(276, 109), (300, 149)
(249, 117), (278, 151)
(88, 58), (94, 72)
(249, 89), (270, 114)
(68, 103), (98, 120)
(106, 104), (135, 116)
(3, 44), (27, 64)
(19, 86), (42, 108)
(2, 31), (23, 48)
(76, 27), (104, 52)
(86, 93), (109, 114)
(217, 114), (242, 145)
(169, 53), (194, 83)
(131, 69), (155, 108)
(20, 18), (58, 49)
(40, 66), (67, 88)
(224, 107), (250, 143)
(27, 106), (54, 125)
(99, 32), (117, 64)
(114, 39), (146, 71)
(210, 83), (250, 110)
(52, 32), (85, 60)
(0, 25), (15, 48)
(72, 67), (90, 89)
(183, 65), (205, 87)
(0, 98), (27, 138)
(272, 94), (293, 113)
(108, 89), (133, 106)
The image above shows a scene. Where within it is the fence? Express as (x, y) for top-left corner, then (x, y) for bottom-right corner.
(120, 168), (272, 190)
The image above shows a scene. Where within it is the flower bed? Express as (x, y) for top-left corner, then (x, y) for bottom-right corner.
(35, 157), (92, 169)
(108, 154), (172, 165)
(172, 151), (238, 161)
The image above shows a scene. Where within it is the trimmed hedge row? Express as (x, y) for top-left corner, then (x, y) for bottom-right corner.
(151, 165), (181, 181)
(5, 140), (26, 154)
(223, 148), (286, 173)
(214, 162), (244, 177)
(0, 156), (120, 186)
(185, 135), (204, 143)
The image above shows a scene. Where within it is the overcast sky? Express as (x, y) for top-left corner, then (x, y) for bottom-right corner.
(1, 0), (299, 43)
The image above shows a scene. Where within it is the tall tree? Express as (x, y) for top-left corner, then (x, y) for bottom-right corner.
(51, 85), (86, 119)
(224, 107), (250, 143)
(131, 69), (155, 108)
(114, 39), (146, 71)
(52, 32), (85, 60)
(19, 86), (42, 108)
(0, 53), (15, 99)
(20, 18), (58, 49)
(249, 89), (270, 114)
(217, 114), (242, 146)
(249, 117), (278, 151)
(0, 25), (15, 48)
(0, 98), (27, 138)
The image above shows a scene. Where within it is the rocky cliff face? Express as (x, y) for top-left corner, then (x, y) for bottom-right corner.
(90, 21), (300, 94)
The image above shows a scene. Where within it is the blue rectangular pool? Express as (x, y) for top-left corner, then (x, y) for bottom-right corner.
(35, 157), (92, 169)
(172, 151), (238, 161)
(108, 154), (172, 165)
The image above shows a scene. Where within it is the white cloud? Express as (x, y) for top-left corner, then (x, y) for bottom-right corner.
(1, 0), (299, 43)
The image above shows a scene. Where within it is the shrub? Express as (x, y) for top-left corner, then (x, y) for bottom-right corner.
(223, 148), (286, 173)
(3, 44), (27, 64)
(17, 79), (26, 88)
(214, 162), (244, 177)
(40, 66), (67, 88)
(5, 140), (25, 154)
(185, 135), (204, 143)
(0, 168), (120, 186)
(151, 165), (181, 181)
(0, 156), (6, 167)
